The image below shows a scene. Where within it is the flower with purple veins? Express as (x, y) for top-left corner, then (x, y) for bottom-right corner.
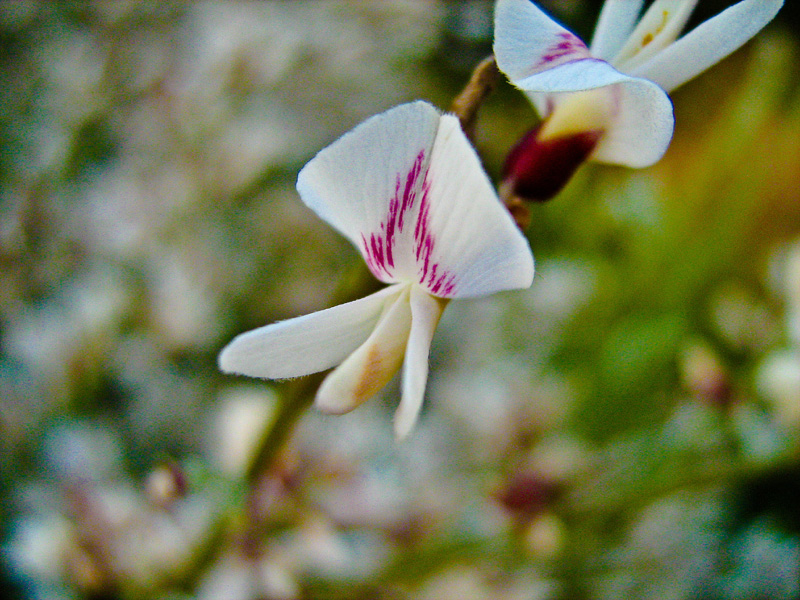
(219, 101), (534, 439)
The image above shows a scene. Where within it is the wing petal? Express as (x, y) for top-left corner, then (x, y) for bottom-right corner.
(590, 79), (675, 167)
(315, 285), (413, 415)
(510, 52), (646, 94)
(218, 285), (403, 380)
(516, 57), (674, 168)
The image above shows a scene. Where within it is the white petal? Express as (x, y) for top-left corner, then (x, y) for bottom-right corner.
(513, 56), (642, 94)
(509, 58), (674, 167)
(591, 79), (675, 167)
(494, 0), (591, 88)
(394, 286), (446, 439)
(590, 0), (645, 61)
(415, 114), (534, 298)
(632, 0), (784, 92)
(296, 101), (440, 285)
(613, 0), (698, 71)
(218, 285), (404, 380)
(315, 286), (413, 415)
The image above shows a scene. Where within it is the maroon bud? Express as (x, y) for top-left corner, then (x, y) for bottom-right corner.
(145, 462), (188, 507)
(502, 124), (602, 202)
(495, 471), (560, 518)
(680, 342), (733, 409)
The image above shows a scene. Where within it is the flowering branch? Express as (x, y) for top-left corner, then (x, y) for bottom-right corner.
(174, 55), (526, 595)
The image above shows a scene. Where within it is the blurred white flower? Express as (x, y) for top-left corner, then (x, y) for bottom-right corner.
(756, 350), (800, 428)
(210, 386), (278, 477)
(4, 515), (74, 587)
(42, 422), (123, 482)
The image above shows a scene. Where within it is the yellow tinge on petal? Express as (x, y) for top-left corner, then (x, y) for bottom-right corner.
(538, 87), (616, 142)
(315, 285), (413, 415)
(613, 0), (698, 72)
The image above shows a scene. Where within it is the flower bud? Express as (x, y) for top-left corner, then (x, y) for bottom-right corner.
(145, 462), (188, 507)
(495, 470), (560, 519)
(501, 124), (602, 202)
(679, 341), (732, 408)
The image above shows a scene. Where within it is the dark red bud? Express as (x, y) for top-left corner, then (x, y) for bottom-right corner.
(502, 124), (602, 202)
(680, 343), (733, 409)
(695, 375), (733, 408)
(145, 462), (188, 507)
(496, 471), (560, 518)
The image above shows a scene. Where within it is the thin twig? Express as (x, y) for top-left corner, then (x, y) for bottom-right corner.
(245, 373), (322, 484)
(449, 55), (501, 141)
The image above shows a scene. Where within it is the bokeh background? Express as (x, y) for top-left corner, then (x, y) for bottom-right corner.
(2, 1), (799, 599)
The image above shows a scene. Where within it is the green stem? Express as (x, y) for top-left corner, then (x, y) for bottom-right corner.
(245, 372), (322, 484)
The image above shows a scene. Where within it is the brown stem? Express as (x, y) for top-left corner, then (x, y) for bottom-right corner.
(449, 55), (500, 141)
(499, 180), (532, 231)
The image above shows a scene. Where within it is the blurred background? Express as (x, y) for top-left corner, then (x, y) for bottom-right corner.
(1, 1), (799, 599)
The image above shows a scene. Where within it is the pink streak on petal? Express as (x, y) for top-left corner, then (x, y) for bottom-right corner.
(427, 263), (438, 287)
(399, 151), (424, 232)
(536, 31), (590, 68)
(361, 232), (389, 277)
(410, 171), (457, 298)
(384, 178), (400, 268)
(371, 234), (384, 272)
(413, 176), (430, 257)
(358, 148), (458, 297)
(361, 234), (377, 275)
(429, 269), (456, 296)
(430, 267), (444, 294)
(442, 275), (456, 296)
(361, 149), (429, 282)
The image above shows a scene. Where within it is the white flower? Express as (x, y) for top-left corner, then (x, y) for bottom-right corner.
(494, 0), (784, 168)
(219, 101), (534, 439)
